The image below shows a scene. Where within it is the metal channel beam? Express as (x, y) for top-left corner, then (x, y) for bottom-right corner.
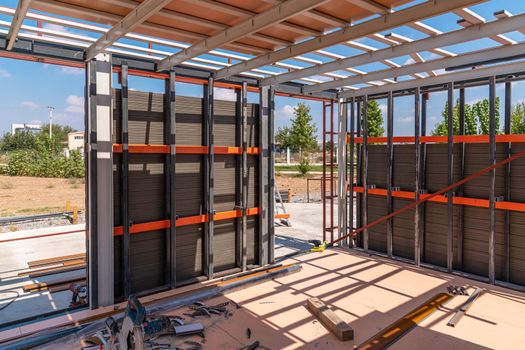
(414, 86), (421, 266)
(362, 96), (369, 252)
(338, 98), (348, 246)
(348, 0), (390, 14)
(349, 98), (355, 247)
(261, 11), (524, 86)
(87, 53), (114, 307)
(120, 63), (130, 298)
(488, 76), (496, 284)
(447, 82), (454, 273)
(5, 0), (30, 50)
(166, 70), (177, 288)
(216, 0), (486, 80)
(157, 0), (328, 71)
(203, 78), (214, 279)
(340, 60), (525, 98)
(503, 81), (512, 282)
(241, 82), (248, 270)
(457, 88), (466, 270)
(386, 91), (393, 258)
(305, 42), (525, 92)
(269, 87), (276, 263)
(85, 0), (172, 61)
(420, 93), (428, 262)
(260, 86), (271, 266)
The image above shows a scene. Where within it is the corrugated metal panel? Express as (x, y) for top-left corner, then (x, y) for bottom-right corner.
(130, 230), (166, 293)
(393, 145), (416, 191)
(176, 155), (203, 217)
(176, 96), (203, 145)
(214, 219), (237, 272)
(176, 224), (203, 281)
(368, 146), (387, 188)
(214, 155), (237, 212)
(247, 216), (259, 265)
(463, 144), (505, 198)
(368, 195), (387, 253)
(214, 99), (237, 146)
(423, 203), (460, 268)
(392, 198), (414, 260)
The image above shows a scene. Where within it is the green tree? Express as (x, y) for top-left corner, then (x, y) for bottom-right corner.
(289, 103), (318, 157)
(275, 126), (292, 150)
(40, 123), (76, 144)
(511, 101), (525, 134)
(365, 100), (385, 137)
(432, 98), (499, 136)
(0, 131), (37, 152)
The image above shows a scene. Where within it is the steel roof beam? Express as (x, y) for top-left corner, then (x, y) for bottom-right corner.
(214, 0), (485, 80)
(156, 0), (329, 72)
(340, 60), (525, 98)
(455, 8), (515, 45)
(6, 0), (31, 50)
(304, 41), (525, 92)
(85, 0), (174, 61)
(260, 10), (523, 86)
(345, 0), (390, 15)
(494, 10), (525, 35)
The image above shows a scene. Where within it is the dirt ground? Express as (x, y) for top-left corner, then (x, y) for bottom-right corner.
(276, 174), (337, 202)
(0, 176), (85, 217)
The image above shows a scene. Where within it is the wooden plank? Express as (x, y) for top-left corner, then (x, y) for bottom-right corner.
(27, 253), (85, 268)
(49, 281), (86, 293)
(22, 275), (86, 292)
(24, 264), (86, 278)
(306, 297), (354, 341)
(356, 293), (452, 350)
(18, 260), (86, 277)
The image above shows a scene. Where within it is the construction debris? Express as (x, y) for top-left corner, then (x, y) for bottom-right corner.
(306, 297), (354, 341)
(447, 285), (469, 296)
(447, 288), (483, 327)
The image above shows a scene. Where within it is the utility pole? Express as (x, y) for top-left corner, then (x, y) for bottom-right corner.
(47, 106), (55, 139)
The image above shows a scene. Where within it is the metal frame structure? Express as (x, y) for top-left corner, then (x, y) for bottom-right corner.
(1, 0), (525, 310)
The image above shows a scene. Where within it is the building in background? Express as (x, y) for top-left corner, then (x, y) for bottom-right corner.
(11, 123), (42, 134)
(64, 131), (84, 157)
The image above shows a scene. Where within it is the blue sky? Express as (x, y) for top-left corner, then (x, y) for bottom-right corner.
(1, 0), (525, 137)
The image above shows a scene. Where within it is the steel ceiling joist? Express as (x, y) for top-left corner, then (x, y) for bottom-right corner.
(6, 0), (31, 51)
(346, 0), (391, 14)
(85, 0), (173, 61)
(304, 41), (525, 92)
(213, 0), (486, 80)
(156, 0), (329, 72)
(260, 11), (524, 86)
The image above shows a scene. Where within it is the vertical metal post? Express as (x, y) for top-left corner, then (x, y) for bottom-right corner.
(414, 87), (421, 266)
(203, 77), (214, 279)
(166, 70), (177, 288)
(447, 82), (454, 273)
(322, 101), (327, 243)
(362, 96), (369, 253)
(242, 83), (249, 270)
(488, 76), (496, 284)
(259, 86), (270, 266)
(268, 86), (276, 263)
(356, 101), (362, 247)
(504, 81), (512, 282)
(420, 93), (428, 262)
(338, 98), (348, 246)
(120, 63), (130, 298)
(349, 97), (355, 247)
(386, 91), (394, 258)
(330, 101), (335, 244)
(87, 53), (114, 307)
(457, 88), (466, 270)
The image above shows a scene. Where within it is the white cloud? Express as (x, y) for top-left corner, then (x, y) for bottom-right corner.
(378, 104), (387, 115)
(213, 87), (236, 101)
(0, 69), (11, 78)
(21, 101), (41, 110)
(59, 66), (84, 76)
(43, 23), (70, 33)
(276, 105), (295, 121)
(404, 57), (416, 65)
(65, 95), (84, 113)
(399, 116), (414, 123)
(29, 119), (43, 125)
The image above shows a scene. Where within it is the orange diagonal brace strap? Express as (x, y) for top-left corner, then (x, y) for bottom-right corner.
(333, 148), (525, 245)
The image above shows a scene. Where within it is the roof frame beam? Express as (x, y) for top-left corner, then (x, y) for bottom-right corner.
(6, 0), (31, 50)
(345, 0), (391, 15)
(214, 0), (486, 80)
(260, 9), (524, 86)
(156, 0), (329, 72)
(85, 0), (174, 61)
(304, 41), (525, 92)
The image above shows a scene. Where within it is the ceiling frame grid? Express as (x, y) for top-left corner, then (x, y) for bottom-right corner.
(0, 0), (523, 98)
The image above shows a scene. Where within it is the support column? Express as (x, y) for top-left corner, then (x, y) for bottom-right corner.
(259, 86), (270, 266)
(457, 88), (466, 270)
(420, 93), (428, 262)
(338, 98), (348, 246)
(414, 87), (421, 266)
(447, 83), (454, 273)
(504, 81), (512, 282)
(87, 53), (114, 308)
(349, 98), (355, 247)
(240, 82), (248, 270)
(166, 70), (176, 288)
(356, 101), (362, 248)
(386, 91), (394, 258)
(120, 63), (130, 298)
(362, 96), (369, 253)
(268, 87), (276, 263)
(203, 77), (214, 279)
(488, 76), (496, 284)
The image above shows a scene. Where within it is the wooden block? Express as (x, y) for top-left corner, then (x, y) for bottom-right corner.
(27, 253), (85, 268)
(307, 297), (354, 341)
(22, 275), (86, 292)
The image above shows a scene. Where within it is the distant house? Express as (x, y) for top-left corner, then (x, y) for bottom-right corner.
(11, 123), (42, 134)
(67, 131), (84, 151)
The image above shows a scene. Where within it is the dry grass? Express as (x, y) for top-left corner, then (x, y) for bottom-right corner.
(0, 175), (85, 217)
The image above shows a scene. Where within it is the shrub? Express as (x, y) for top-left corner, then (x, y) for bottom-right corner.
(296, 157), (311, 177)
(5, 149), (84, 178)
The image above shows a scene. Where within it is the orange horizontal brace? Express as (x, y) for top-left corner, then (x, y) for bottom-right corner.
(113, 144), (259, 155)
(177, 145), (208, 154)
(275, 213), (290, 219)
(350, 134), (525, 144)
(215, 146), (241, 155)
(354, 186), (525, 212)
(113, 207), (261, 235)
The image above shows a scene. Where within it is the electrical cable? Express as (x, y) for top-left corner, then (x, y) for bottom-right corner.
(0, 290), (20, 311)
